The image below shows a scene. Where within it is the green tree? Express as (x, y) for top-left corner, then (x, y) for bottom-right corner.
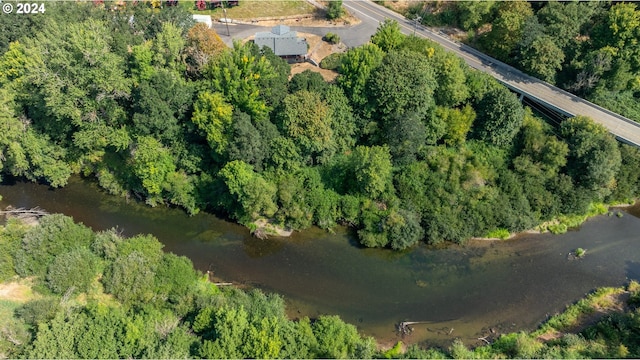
(326, 0), (344, 20)
(103, 251), (157, 305)
(431, 49), (470, 107)
(131, 136), (176, 205)
(23, 19), (130, 135)
(560, 116), (621, 196)
(46, 248), (100, 295)
(191, 91), (234, 156)
(518, 34), (565, 83)
(370, 19), (404, 52)
(473, 86), (525, 147)
(383, 111), (429, 165)
(278, 90), (334, 164)
(154, 253), (198, 304)
(27, 312), (80, 359)
(367, 50), (437, 131)
(455, 1), (496, 31)
(131, 69), (193, 144)
(267, 137), (303, 174)
(438, 105), (476, 146)
(205, 41), (276, 121)
(218, 160), (278, 222)
(388, 209), (424, 250)
(0, 89), (72, 187)
(255, 45), (291, 109)
(323, 85), (357, 152)
(152, 22), (186, 71)
(14, 214), (94, 278)
(480, 1), (534, 61)
(195, 306), (250, 358)
(0, 219), (27, 282)
(337, 44), (385, 112)
(289, 69), (328, 94)
(537, 1), (597, 51)
(608, 144), (640, 203)
(312, 315), (372, 359)
(227, 111), (268, 171)
(351, 145), (393, 200)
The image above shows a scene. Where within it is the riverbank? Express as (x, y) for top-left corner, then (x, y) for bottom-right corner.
(3, 178), (640, 349)
(474, 201), (636, 241)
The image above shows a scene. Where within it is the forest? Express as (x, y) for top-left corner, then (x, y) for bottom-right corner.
(2, 214), (640, 358)
(413, 0), (640, 122)
(1, 1), (640, 252)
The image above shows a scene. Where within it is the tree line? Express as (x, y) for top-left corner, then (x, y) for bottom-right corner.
(413, 0), (640, 122)
(0, 214), (377, 358)
(1, 3), (640, 251)
(2, 214), (640, 358)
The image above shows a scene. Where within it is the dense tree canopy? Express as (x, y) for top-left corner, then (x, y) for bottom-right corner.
(0, 5), (638, 254)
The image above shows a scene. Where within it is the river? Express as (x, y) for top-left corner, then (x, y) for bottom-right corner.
(2, 176), (640, 348)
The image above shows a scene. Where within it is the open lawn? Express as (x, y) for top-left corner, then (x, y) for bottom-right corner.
(0, 279), (38, 320)
(182, 0), (318, 19)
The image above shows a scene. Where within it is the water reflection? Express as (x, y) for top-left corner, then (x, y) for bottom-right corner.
(2, 177), (640, 347)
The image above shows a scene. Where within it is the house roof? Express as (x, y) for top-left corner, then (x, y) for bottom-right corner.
(254, 25), (308, 57)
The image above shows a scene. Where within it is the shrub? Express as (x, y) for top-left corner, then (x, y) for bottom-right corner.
(548, 223), (568, 234)
(486, 228), (510, 240)
(326, 0), (344, 20)
(103, 252), (156, 304)
(323, 32), (341, 44)
(319, 52), (343, 70)
(15, 298), (61, 327)
(14, 214), (94, 278)
(46, 248), (100, 295)
(0, 219), (27, 282)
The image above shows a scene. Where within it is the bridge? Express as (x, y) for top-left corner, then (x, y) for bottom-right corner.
(342, 0), (640, 147)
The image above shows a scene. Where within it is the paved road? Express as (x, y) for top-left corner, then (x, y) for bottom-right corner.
(341, 0), (640, 147)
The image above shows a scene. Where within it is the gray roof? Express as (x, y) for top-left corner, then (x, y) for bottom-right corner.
(255, 25), (308, 56)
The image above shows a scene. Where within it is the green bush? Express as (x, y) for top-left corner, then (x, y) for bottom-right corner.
(103, 252), (156, 305)
(46, 248), (100, 295)
(323, 32), (341, 44)
(485, 228), (510, 240)
(325, 0), (344, 20)
(0, 219), (28, 282)
(14, 214), (94, 278)
(15, 298), (61, 327)
(319, 52), (343, 70)
(548, 223), (568, 234)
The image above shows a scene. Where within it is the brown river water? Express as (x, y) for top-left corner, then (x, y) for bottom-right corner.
(2, 176), (640, 348)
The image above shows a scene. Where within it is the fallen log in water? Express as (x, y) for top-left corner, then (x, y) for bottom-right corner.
(397, 321), (433, 336)
(0, 206), (49, 218)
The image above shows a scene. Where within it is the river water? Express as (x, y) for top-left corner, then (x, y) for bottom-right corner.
(2, 177), (640, 347)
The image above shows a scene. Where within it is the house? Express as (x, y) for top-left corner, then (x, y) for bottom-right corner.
(254, 25), (308, 62)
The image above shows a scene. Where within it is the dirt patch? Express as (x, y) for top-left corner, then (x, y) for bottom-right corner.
(290, 62), (339, 82)
(254, 14), (359, 28)
(380, 0), (413, 14)
(253, 219), (293, 237)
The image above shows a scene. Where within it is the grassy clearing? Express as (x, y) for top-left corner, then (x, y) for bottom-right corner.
(484, 228), (510, 240)
(0, 278), (39, 321)
(181, 0), (317, 19)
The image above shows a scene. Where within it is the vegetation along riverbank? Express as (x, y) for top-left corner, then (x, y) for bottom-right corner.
(2, 213), (640, 358)
(2, 2), (640, 251)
